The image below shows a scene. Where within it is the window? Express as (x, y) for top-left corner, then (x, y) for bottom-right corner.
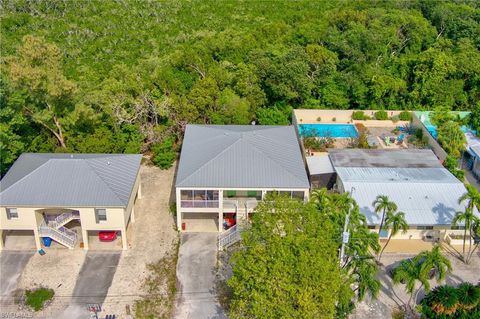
(367, 225), (376, 230)
(95, 209), (107, 223)
(6, 208), (18, 219)
(416, 226), (433, 230)
(451, 225), (465, 230)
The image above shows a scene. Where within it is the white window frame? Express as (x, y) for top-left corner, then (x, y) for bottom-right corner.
(95, 208), (107, 223)
(6, 208), (18, 219)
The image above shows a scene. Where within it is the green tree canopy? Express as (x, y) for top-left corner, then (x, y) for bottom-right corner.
(228, 195), (341, 318)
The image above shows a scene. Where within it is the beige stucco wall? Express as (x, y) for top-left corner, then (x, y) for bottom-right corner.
(411, 113), (448, 161)
(293, 109), (410, 125)
(124, 173), (141, 225)
(0, 206), (127, 231)
(0, 207), (39, 230)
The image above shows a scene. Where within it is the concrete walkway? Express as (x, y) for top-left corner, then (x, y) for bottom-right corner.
(0, 251), (34, 306)
(60, 251), (121, 319)
(175, 233), (225, 319)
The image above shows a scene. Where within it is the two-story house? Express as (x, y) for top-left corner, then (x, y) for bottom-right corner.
(0, 153), (142, 250)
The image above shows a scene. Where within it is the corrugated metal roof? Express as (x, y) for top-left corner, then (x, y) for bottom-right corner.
(0, 153), (142, 207)
(306, 156), (335, 175)
(329, 149), (441, 168)
(343, 181), (471, 226)
(175, 125), (309, 188)
(330, 150), (475, 226)
(336, 167), (459, 184)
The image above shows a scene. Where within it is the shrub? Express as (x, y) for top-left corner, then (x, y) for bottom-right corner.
(399, 111), (412, 121)
(25, 288), (54, 311)
(352, 111), (367, 120)
(151, 137), (177, 169)
(332, 117), (336, 122)
(444, 155), (465, 180)
(316, 116), (322, 122)
(391, 115), (400, 123)
(415, 128), (423, 139)
(374, 110), (388, 120)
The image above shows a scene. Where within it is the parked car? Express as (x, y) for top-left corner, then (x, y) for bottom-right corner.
(98, 231), (117, 242)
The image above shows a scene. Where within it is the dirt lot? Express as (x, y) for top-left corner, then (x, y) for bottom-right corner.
(12, 163), (178, 318)
(102, 163), (178, 317)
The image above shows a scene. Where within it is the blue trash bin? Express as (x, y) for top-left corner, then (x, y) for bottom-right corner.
(42, 237), (52, 247)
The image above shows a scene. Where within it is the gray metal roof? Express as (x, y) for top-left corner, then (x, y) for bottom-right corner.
(330, 150), (475, 226)
(329, 149), (442, 168)
(175, 125), (310, 188)
(0, 153), (142, 207)
(306, 156), (335, 175)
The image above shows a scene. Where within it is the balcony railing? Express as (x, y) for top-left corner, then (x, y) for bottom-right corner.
(180, 200), (219, 208)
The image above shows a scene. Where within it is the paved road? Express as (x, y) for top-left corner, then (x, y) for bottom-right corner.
(0, 251), (34, 305)
(61, 251), (121, 319)
(175, 233), (225, 319)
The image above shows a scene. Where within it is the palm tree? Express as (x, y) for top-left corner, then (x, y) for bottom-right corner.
(310, 188), (330, 209)
(393, 258), (428, 308)
(378, 210), (408, 261)
(372, 195), (397, 236)
(423, 285), (460, 316)
(416, 245), (452, 292)
(455, 184), (480, 263)
(452, 184), (480, 263)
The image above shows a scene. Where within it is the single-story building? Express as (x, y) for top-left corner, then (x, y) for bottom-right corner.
(328, 149), (477, 242)
(0, 153), (142, 250)
(306, 155), (336, 189)
(175, 125), (310, 232)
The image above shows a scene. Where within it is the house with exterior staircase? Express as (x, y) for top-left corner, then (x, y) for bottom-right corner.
(0, 153), (142, 250)
(175, 125), (310, 243)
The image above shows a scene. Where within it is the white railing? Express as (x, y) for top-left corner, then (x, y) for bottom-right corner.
(218, 224), (241, 250)
(223, 200), (238, 211)
(48, 211), (80, 228)
(245, 199), (259, 212)
(39, 221), (77, 248)
(180, 200), (219, 208)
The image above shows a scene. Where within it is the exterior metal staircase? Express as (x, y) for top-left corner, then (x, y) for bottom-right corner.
(218, 224), (241, 250)
(38, 211), (80, 249)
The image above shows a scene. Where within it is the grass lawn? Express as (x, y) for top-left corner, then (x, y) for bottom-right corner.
(25, 288), (54, 311)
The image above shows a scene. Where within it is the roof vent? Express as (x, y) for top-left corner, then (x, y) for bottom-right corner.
(70, 154), (74, 158)
(107, 161), (111, 165)
(425, 195), (428, 199)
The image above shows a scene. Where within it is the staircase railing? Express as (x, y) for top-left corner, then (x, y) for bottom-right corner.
(39, 221), (77, 248)
(218, 224), (241, 250)
(48, 211), (80, 229)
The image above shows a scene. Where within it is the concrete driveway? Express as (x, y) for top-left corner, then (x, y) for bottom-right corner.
(175, 233), (225, 319)
(0, 251), (34, 306)
(60, 251), (121, 318)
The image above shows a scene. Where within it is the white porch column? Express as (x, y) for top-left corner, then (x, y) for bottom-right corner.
(0, 230), (4, 250)
(261, 190), (267, 200)
(33, 229), (42, 251)
(304, 189), (310, 202)
(121, 228), (128, 250)
(131, 206), (135, 223)
(82, 229), (89, 250)
(176, 188), (182, 231)
(137, 178), (143, 199)
(218, 190), (224, 232)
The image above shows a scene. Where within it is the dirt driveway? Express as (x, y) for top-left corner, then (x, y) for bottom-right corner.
(175, 233), (226, 319)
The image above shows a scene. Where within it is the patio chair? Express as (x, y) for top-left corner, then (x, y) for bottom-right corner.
(397, 134), (405, 144)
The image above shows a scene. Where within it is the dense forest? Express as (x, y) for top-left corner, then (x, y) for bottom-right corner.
(1, 0), (480, 175)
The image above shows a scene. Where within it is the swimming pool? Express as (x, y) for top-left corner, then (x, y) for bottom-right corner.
(298, 124), (358, 138)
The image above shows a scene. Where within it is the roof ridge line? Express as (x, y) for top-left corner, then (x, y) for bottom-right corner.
(83, 159), (125, 205)
(244, 133), (307, 185)
(177, 136), (244, 185)
(0, 156), (51, 194)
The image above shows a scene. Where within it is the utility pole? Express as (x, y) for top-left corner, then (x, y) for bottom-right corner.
(339, 187), (355, 267)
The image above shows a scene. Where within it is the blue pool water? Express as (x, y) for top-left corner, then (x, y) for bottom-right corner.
(298, 124), (358, 138)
